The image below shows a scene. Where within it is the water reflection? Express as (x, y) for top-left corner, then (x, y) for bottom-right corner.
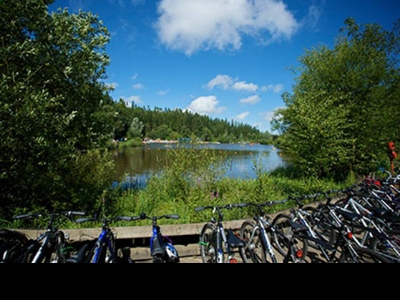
(111, 143), (290, 188)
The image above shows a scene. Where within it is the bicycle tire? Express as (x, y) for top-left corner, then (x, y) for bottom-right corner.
(271, 213), (309, 262)
(339, 246), (393, 263)
(239, 221), (267, 263)
(0, 229), (30, 263)
(370, 229), (400, 263)
(65, 242), (92, 263)
(199, 223), (220, 263)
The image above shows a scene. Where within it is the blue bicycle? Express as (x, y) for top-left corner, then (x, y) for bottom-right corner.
(127, 212), (180, 263)
(67, 215), (133, 263)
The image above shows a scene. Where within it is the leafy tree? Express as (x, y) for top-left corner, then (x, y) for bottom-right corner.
(0, 1), (116, 220)
(272, 18), (400, 180)
(127, 117), (144, 140)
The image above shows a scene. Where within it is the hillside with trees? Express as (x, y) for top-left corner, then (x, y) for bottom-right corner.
(111, 100), (272, 145)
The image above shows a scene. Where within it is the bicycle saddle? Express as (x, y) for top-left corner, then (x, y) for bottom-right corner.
(227, 229), (245, 248)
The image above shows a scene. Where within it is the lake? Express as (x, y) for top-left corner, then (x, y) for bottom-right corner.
(111, 143), (291, 188)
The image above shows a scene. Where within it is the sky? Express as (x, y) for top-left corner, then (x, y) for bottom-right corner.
(47, 0), (399, 133)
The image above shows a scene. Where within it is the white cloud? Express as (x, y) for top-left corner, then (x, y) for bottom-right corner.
(206, 74), (259, 92)
(186, 95), (226, 115)
(235, 111), (250, 120)
(131, 73), (139, 80)
(262, 84), (284, 93)
(261, 107), (284, 122)
(273, 84), (284, 93)
(301, 5), (322, 31)
(158, 89), (169, 95)
(133, 83), (144, 89)
(155, 0), (299, 55)
(206, 75), (235, 90)
(240, 95), (261, 105)
(122, 95), (142, 106)
(233, 81), (258, 92)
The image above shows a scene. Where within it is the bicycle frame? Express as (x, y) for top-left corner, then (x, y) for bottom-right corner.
(251, 218), (277, 263)
(148, 214), (180, 263)
(11, 211), (85, 263)
(30, 227), (63, 263)
(240, 201), (288, 263)
(74, 216), (120, 263)
(125, 212), (180, 263)
(90, 226), (116, 263)
(196, 204), (246, 263)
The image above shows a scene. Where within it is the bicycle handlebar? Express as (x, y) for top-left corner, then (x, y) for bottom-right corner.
(139, 213), (180, 221)
(194, 203), (246, 212)
(76, 213), (180, 224)
(14, 211), (85, 220)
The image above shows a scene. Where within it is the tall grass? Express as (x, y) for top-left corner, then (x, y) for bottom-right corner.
(110, 146), (350, 226)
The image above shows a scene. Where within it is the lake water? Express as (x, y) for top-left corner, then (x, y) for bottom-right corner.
(111, 143), (290, 188)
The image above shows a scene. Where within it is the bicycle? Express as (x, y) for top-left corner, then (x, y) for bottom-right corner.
(124, 212), (180, 263)
(239, 199), (326, 263)
(238, 200), (287, 263)
(68, 215), (133, 263)
(195, 203), (246, 263)
(333, 187), (400, 262)
(303, 191), (393, 263)
(2, 210), (85, 263)
(270, 194), (322, 261)
(0, 228), (31, 263)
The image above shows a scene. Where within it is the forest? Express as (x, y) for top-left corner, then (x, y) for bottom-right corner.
(111, 100), (273, 145)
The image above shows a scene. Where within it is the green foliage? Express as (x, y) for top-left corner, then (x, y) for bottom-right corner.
(272, 18), (400, 180)
(111, 103), (272, 144)
(127, 117), (144, 140)
(0, 1), (115, 221)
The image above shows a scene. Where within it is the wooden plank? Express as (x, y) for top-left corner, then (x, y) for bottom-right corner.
(17, 219), (248, 242)
(131, 243), (200, 262)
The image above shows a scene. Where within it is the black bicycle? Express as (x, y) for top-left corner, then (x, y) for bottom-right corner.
(1, 211), (85, 263)
(195, 203), (246, 263)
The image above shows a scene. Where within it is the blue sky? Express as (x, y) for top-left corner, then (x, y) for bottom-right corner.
(48, 0), (399, 133)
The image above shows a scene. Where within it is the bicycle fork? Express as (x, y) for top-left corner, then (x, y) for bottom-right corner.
(246, 223), (277, 263)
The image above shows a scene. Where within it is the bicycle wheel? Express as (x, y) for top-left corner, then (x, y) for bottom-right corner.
(339, 246), (392, 263)
(0, 229), (30, 263)
(271, 213), (308, 263)
(370, 230), (400, 263)
(302, 206), (337, 247)
(239, 221), (267, 263)
(199, 223), (220, 263)
(65, 242), (93, 263)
